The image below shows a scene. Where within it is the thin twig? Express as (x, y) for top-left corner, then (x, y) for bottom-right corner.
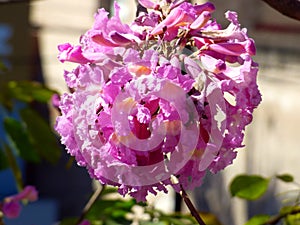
(264, 207), (300, 225)
(76, 183), (105, 225)
(4, 145), (23, 192)
(180, 185), (206, 225)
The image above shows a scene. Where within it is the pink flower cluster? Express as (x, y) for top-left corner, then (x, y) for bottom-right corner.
(0, 186), (38, 219)
(55, 0), (261, 201)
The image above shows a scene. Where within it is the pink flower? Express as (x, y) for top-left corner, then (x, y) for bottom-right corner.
(1, 186), (38, 219)
(78, 219), (91, 225)
(150, 2), (215, 41)
(11, 186), (38, 202)
(58, 43), (90, 64)
(55, 1), (261, 201)
(138, 0), (159, 9)
(2, 201), (21, 219)
(58, 3), (142, 64)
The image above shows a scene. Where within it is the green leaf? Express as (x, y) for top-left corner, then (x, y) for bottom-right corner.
(230, 175), (270, 200)
(100, 186), (119, 196)
(244, 215), (271, 225)
(280, 206), (300, 225)
(86, 199), (135, 223)
(57, 218), (78, 225)
(280, 206), (300, 215)
(0, 147), (9, 170)
(276, 174), (294, 183)
(20, 108), (61, 164)
(200, 212), (223, 225)
(4, 117), (40, 163)
(8, 81), (57, 103)
(140, 222), (167, 225)
(104, 219), (125, 225)
(286, 213), (300, 225)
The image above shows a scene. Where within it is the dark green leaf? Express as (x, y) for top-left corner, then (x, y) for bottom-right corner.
(104, 219), (125, 225)
(8, 81), (57, 103)
(244, 215), (271, 225)
(276, 174), (294, 183)
(280, 206), (300, 225)
(140, 222), (167, 225)
(286, 213), (300, 225)
(0, 147), (9, 170)
(100, 186), (119, 196)
(4, 117), (40, 163)
(57, 218), (78, 225)
(200, 212), (223, 225)
(86, 198), (135, 223)
(230, 175), (269, 200)
(20, 108), (61, 164)
(280, 206), (300, 215)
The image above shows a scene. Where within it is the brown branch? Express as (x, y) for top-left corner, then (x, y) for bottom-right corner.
(262, 0), (300, 21)
(76, 183), (105, 225)
(180, 185), (206, 225)
(264, 207), (300, 224)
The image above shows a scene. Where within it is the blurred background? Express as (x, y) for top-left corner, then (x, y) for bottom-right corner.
(0, 0), (300, 224)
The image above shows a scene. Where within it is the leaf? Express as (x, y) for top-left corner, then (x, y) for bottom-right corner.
(276, 174), (294, 183)
(279, 206), (300, 225)
(280, 206), (300, 215)
(244, 215), (271, 225)
(0, 147), (9, 170)
(140, 222), (167, 225)
(86, 199), (135, 223)
(200, 212), (223, 225)
(4, 117), (40, 163)
(8, 81), (57, 103)
(57, 218), (78, 225)
(20, 108), (61, 164)
(286, 213), (300, 225)
(104, 219), (125, 225)
(100, 186), (119, 196)
(230, 175), (270, 200)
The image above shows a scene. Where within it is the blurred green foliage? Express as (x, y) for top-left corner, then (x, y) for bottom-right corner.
(0, 79), (60, 189)
(230, 173), (300, 225)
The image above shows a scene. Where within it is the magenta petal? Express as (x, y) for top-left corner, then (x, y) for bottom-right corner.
(138, 0), (158, 9)
(194, 2), (215, 14)
(2, 201), (21, 219)
(245, 39), (256, 55)
(92, 33), (119, 47)
(208, 42), (247, 56)
(136, 104), (151, 124)
(58, 44), (90, 64)
(78, 220), (91, 225)
(109, 31), (132, 45)
(200, 54), (226, 72)
(190, 11), (211, 30)
(150, 7), (185, 35)
(13, 186), (38, 202)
